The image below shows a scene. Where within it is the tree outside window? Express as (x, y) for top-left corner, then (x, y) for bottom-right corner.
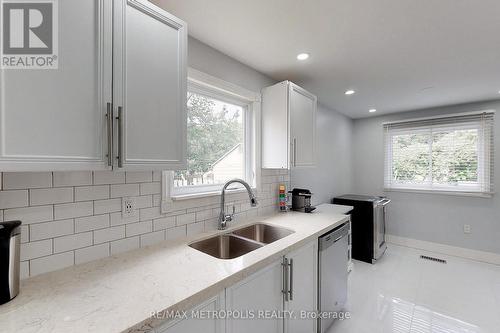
(174, 92), (245, 187)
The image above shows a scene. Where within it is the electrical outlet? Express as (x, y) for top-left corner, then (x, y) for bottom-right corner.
(122, 197), (136, 218)
(463, 224), (471, 234)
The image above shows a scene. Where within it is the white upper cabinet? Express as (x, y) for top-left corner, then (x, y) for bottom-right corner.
(0, 0), (113, 171)
(0, 0), (187, 171)
(113, 0), (187, 170)
(262, 81), (316, 169)
(289, 84), (316, 167)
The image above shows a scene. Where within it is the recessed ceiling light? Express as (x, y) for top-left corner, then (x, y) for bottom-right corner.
(297, 53), (309, 60)
(369, 109), (377, 113)
(345, 90), (355, 95)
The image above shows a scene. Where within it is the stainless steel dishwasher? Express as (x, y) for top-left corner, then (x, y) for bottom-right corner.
(318, 222), (349, 333)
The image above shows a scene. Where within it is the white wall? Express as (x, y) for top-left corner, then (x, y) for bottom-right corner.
(291, 104), (353, 206)
(352, 100), (500, 254)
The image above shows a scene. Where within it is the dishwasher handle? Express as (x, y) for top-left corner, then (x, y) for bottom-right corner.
(319, 223), (349, 251)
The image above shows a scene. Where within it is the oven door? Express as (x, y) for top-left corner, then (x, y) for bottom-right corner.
(373, 199), (390, 262)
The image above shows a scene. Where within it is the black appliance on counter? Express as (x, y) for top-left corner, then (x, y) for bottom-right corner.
(289, 188), (316, 213)
(332, 195), (390, 264)
(0, 220), (21, 305)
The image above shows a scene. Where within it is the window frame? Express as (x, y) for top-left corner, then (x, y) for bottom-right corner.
(384, 111), (494, 197)
(162, 68), (261, 207)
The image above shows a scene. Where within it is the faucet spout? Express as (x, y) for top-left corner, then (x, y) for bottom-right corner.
(218, 179), (257, 230)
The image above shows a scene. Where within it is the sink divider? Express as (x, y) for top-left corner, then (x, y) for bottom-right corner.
(227, 233), (266, 247)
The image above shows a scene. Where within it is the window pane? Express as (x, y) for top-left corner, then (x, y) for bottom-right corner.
(384, 113), (494, 194)
(175, 92), (245, 187)
(431, 129), (478, 185)
(391, 132), (431, 184)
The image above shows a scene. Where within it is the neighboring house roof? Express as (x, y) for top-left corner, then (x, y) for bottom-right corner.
(211, 143), (242, 168)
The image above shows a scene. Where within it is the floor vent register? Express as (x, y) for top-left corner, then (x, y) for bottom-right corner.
(420, 255), (447, 264)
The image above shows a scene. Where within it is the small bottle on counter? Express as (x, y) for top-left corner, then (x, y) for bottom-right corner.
(279, 184), (288, 212)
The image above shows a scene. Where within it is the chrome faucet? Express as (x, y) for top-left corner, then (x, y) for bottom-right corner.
(218, 179), (258, 230)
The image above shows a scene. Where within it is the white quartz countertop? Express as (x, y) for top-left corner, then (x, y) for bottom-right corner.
(0, 203), (352, 333)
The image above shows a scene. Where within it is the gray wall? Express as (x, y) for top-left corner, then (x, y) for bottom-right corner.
(352, 100), (500, 254)
(291, 104), (353, 206)
(190, 35), (500, 255)
(188, 36), (276, 92)
(190, 37), (355, 207)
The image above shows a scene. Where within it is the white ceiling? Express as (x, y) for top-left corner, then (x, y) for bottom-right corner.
(153, 0), (500, 118)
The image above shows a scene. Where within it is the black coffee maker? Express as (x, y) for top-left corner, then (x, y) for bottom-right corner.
(0, 220), (22, 305)
(289, 188), (316, 213)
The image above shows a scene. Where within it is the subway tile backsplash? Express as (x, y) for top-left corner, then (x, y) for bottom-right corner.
(0, 169), (289, 279)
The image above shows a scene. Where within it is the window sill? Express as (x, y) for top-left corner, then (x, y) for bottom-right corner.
(170, 187), (255, 201)
(384, 188), (494, 198)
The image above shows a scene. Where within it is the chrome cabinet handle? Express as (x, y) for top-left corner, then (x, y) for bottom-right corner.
(116, 106), (123, 168)
(106, 103), (113, 167)
(288, 258), (294, 301)
(282, 258), (289, 301)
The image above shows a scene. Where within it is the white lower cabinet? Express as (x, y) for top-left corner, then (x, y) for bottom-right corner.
(226, 260), (284, 333)
(157, 241), (318, 333)
(155, 292), (225, 333)
(284, 241), (318, 333)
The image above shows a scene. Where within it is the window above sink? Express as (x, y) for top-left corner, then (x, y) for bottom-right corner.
(162, 69), (262, 205)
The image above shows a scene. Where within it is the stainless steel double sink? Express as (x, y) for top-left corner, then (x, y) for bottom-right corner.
(189, 224), (294, 259)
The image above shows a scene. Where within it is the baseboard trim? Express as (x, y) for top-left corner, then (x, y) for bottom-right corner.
(386, 234), (500, 266)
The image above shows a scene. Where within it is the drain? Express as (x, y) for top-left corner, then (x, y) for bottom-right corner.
(420, 255), (447, 264)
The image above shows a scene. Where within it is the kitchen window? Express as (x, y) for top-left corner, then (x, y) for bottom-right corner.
(384, 111), (495, 196)
(162, 69), (259, 201)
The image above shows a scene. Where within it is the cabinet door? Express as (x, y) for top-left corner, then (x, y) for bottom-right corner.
(285, 241), (317, 333)
(261, 81), (290, 169)
(289, 84), (316, 167)
(156, 292), (224, 333)
(113, 0), (187, 170)
(0, 0), (112, 171)
(226, 260), (284, 333)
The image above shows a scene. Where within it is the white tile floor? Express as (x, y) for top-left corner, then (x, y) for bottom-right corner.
(327, 245), (500, 333)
